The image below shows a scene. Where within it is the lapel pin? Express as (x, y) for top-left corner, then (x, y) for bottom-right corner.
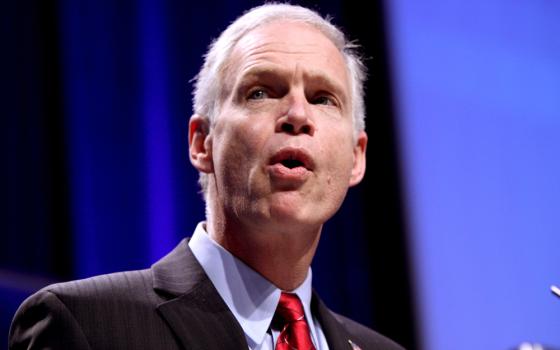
(348, 339), (362, 350)
(552, 285), (560, 298)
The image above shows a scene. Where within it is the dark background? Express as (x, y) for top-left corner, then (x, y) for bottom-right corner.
(1, 1), (416, 349)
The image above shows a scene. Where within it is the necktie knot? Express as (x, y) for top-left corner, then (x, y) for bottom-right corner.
(276, 292), (306, 323)
(274, 292), (316, 350)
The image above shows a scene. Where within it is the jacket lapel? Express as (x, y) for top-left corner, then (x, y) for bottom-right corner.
(152, 239), (248, 350)
(312, 292), (353, 350)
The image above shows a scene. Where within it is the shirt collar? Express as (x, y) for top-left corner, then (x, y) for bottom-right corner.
(188, 222), (315, 349)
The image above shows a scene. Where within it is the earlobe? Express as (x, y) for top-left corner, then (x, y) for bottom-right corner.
(189, 114), (214, 173)
(349, 131), (367, 187)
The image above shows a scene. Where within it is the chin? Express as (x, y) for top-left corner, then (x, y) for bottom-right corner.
(267, 201), (333, 229)
(249, 189), (343, 228)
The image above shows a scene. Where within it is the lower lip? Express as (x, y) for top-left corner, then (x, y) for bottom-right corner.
(268, 163), (310, 182)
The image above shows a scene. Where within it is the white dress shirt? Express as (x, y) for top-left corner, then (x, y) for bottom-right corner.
(188, 222), (329, 350)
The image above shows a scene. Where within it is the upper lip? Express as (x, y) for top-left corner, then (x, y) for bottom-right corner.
(269, 147), (315, 171)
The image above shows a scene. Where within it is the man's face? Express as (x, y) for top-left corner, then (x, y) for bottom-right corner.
(195, 20), (367, 233)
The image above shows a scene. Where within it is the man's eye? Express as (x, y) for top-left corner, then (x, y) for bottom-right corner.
(247, 89), (268, 100)
(313, 96), (335, 106)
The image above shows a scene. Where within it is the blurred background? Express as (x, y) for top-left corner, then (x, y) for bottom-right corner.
(1, 1), (559, 349)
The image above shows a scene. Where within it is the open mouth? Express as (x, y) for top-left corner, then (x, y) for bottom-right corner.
(281, 158), (305, 169)
(270, 148), (314, 171)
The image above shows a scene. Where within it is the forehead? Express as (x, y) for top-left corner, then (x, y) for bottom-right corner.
(224, 20), (350, 93)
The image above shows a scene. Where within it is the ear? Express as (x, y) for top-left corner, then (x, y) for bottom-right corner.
(188, 114), (213, 173)
(349, 130), (367, 187)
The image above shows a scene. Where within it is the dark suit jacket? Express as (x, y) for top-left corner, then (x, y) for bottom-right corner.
(9, 239), (404, 350)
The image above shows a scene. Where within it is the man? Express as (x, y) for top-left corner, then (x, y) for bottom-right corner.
(9, 4), (404, 350)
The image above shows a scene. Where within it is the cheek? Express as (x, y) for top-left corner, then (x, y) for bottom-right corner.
(312, 140), (354, 206)
(312, 142), (354, 219)
(322, 133), (355, 179)
(213, 121), (266, 188)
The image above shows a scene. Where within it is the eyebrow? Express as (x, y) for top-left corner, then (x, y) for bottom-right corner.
(235, 65), (349, 104)
(236, 67), (289, 89)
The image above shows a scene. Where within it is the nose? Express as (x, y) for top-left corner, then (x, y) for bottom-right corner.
(275, 94), (315, 136)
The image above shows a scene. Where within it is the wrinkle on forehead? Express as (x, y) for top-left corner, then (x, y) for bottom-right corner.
(238, 39), (322, 56)
(234, 27), (338, 65)
(221, 21), (350, 103)
(237, 48), (325, 72)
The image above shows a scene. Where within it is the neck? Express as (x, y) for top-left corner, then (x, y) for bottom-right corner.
(206, 203), (322, 291)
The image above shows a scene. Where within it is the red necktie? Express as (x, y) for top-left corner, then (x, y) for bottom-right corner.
(274, 292), (316, 350)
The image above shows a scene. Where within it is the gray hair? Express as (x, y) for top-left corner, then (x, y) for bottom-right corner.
(191, 3), (367, 197)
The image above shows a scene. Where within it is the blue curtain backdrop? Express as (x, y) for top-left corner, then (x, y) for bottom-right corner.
(10, 1), (558, 349)
(385, 1), (560, 349)
(1, 1), (415, 349)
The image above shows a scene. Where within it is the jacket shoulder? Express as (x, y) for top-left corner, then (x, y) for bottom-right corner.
(9, 269), (175, 350)
(44, 268), (155, 301)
